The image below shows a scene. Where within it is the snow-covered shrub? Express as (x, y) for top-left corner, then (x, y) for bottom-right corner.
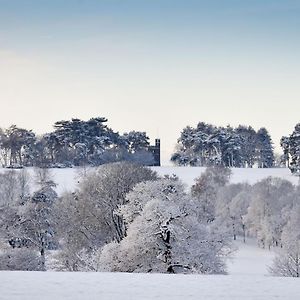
(0, 248), (43, 271)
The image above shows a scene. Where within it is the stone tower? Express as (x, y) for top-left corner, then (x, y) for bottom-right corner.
(148, 139), (161, 166)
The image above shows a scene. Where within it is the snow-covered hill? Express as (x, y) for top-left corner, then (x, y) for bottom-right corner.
(28, 166), (300, 195)
(1, 166), (298, 195)
(152, 166), (299, 187)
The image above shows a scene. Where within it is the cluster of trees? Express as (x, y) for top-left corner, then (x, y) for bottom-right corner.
(0, 169), (58, 271)
(281, 123), (300, 175)
(0, 163), (299, 277)
(171, 122), (274, 168)
(0, 163), (233, 274)
(213, 177), (300, 277)
(0, 118), (155, 168)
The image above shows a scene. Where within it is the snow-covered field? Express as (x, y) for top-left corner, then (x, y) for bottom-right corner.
(1, 166), (297, 195)
(48, 166), (300, 194)
(153, 166), (299, 187)
(0, 241), (299, 300)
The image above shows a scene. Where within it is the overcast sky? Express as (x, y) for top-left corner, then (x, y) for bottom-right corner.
(1, 0), (300, 164)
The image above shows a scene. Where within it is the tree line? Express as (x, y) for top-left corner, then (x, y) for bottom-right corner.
(0, 117), (154, 168)
(1, 118), (300, 172)
(171, 122), (275, 168)
(171, 121), (300, 174)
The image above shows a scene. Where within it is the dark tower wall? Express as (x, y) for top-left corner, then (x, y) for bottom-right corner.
(148, 138), (161, 166)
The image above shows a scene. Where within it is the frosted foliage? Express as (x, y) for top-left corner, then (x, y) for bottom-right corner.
(172, 122), (274, 168)
(0, 248), (43, 271)
(245, 177), (295, 248)
(191, 167), (231, 223)
(270, 205), (300, 277)
(54, 162), (157, 271)
(0, 170), (30, 206)
(99, 179), (231, 274)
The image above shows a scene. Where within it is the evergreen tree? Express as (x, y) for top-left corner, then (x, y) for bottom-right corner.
(286, 124), (300, 174)
(235, 125), (257, 168)
(256, 128), (274, 168)
(172, 122), (275, 168)
(280, 136), (290, 168)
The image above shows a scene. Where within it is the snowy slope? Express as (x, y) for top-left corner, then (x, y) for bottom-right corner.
(152, 166), (299, 187)
(50, 166), (300, 194)
(1, 166), (296, 195)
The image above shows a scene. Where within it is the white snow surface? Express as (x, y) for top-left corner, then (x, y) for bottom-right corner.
(0, 241), (298, 300)
(1, 166), (297, 195)
(152, 166), (299, 187)
(45, 166), (300, 194)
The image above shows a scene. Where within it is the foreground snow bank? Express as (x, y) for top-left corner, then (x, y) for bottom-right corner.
(0, 271), (299, 300)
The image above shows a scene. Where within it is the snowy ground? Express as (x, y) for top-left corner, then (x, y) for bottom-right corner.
(228, 238), (276, 276)
(1, 166), (297, 195)
(152, 166), (299, 187)
(54, 166), (299, 194)
(0, 242), (298, 300)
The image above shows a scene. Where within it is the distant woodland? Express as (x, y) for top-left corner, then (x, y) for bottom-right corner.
(0, 117), (155, 168)
(172, 121), (300, 174)
(0, 118), (300, 174)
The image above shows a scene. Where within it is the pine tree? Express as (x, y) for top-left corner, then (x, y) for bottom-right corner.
(287, 124), (300, 174)
(280, 136), (290, 168)
(256, 128), (274, 168)
(236, 125), (257, 168)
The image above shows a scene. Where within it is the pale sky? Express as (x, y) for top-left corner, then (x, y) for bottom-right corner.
(1, 0), (300, 165)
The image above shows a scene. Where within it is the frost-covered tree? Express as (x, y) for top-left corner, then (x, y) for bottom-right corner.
(270, 205), (300, 277)
(50, 117), (115, 165)
(245, 177), (295, 248)
(122, 131), (150, 153)
(280, 136), (290, 168)
(282, 124), (300, 175)
(219, 127), (244, 168)
(97, 178), (231, 274)
(215, 184), (251, 242)
(256, 128), (274, 168)
(191, 167), (231, 223)
(235, 125), (257, 168)
(171, 123), (217, 166)
(0, 170), (31, 246)
(0, 170), (30, 206)
(0, 248), (43, 271)
(0, 125), (36, 167)
(3, 169), (58, 270)
(54, 162), (157, 271)
(172, 122), (274, 168)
